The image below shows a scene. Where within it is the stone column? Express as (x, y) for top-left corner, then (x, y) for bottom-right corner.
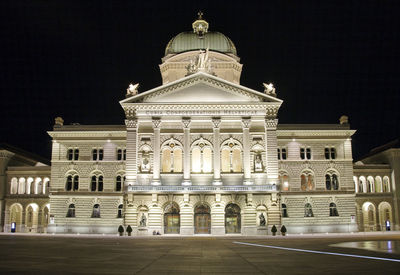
(212, 118), (222, 185)
(182, 118), (191, 186)
(242, 117), (252, 185)
(125, 118), (138, 187)
(265, 118), (279, 186)
(152, 118), (161, 185)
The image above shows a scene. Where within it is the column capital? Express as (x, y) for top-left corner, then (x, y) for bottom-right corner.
(242, 117), (251, 129)
(152, 117), (161, 129)
(265, 118), (278, 129)
(182, 117), (191, 128)
(212, 117), (221, 128)
(125, 118), (138, 129)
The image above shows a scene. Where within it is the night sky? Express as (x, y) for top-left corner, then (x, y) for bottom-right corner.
(1, 0), (399, 161)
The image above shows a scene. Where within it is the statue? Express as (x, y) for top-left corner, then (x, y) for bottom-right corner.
(197, 48), (209, 70)
(254, 154), (263, 172)
(139, 213), (147, 227)
(186, 48), (213, 75)
(141, 157), (150, 172)
(126, 83), (139, 97)
(259, 213), (266, 226)
(263, 83), (276, 97)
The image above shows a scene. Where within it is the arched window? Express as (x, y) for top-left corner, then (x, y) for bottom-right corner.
(73, 175), (79, 191)
(117, 204), (123, 218)
(66, 204), (75, 218)
(26, 177), (34, 194)
(383, 176), (390, 192)
(191, 139), (213, 173)
(304, 203), (313, 217)
(161, 139), (183, 173)
(367, 176), (375, 193)
(325, 172), (339, 190)
(66, 176), (73, 191)
(74, 149), (79, 160)
(18, 178), (26, 194)
(325, 174), (331, 190)
(98, 176), (103, 191)
(67, 149), (73, 160)
(300, 171), (314, 191)
(91, 175), (103, 192)
(10, 178), (18, 194)
(92, 204), (100, 218)
(329, 203), (339, 216)
(221, 139), (242, 173)
(375, 176), (382, 193)
(116, 176), (122, 191)
(279, 172), (289, 191)
(282, 204), (288, 217)
(359, 176), (366, 193)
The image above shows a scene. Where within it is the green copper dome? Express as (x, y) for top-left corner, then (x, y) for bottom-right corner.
(165, 14), (237, 56)
(165, 32), (237, 56)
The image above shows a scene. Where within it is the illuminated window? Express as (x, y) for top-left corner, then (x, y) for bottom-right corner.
(279, 173), (289, 191)
(221, 139), (242, 173)
(66, 204), (75, 218)
(300, 171), (314, 191)
(10, 178), (18, 194)
(304, 203), (313, 217)
(92, 204), (100, 218)
(161, 140), (183, 173)
(383, 176), (390, 192)
(191, 139), (213, 173)
(329, 202), (339, 216)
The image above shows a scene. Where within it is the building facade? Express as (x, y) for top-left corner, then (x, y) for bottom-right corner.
(1, 16), (398, 235)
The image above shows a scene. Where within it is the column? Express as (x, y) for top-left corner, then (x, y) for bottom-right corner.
(125, 118), (138, 187)
(265, 118), (279, 186)
(242, 117), (252, 185)
(182, 118), (191, 185)
(212, 117), (222, 185)
(152, 118), (161, 185)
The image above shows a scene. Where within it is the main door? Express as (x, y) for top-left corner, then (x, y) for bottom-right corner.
(225, 204), (241, 234)
(164, 203), (180, 234)
(194, 205), (211, 234)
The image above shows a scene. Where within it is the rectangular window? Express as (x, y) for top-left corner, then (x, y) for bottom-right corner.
(281, 148), (287, 160)
(67, 149), (73, 161)
(92, 149), (98, 160)
(74, 149), (79, 160)
(306, 148), (311, 160)
(277, 148), (281, 160)
(117, 149), (122, 160)
(300, 148), (305, 160)
(324, 148), (330, 159)
(325, 147), (336, 160)
(123, 149), (127, 160)
(330, 148), (336, 159)
(99, 149), (104, 161)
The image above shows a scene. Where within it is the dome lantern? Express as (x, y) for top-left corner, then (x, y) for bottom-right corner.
(192, 11), (209, 37)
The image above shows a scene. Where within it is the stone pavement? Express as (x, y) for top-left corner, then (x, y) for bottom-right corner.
(0, 232), (399, 274)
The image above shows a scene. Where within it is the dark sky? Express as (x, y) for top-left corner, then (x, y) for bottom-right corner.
(1, 0), (399, 161)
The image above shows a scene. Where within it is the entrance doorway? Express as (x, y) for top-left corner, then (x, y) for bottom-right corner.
(164, 203), (180, 234)
(225, 203), (241, 234)
(194, 204), (211, 234)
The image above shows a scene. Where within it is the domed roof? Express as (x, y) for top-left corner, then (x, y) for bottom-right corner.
(165, 13), (237, 56)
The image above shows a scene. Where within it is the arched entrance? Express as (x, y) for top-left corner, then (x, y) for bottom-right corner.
(26, 203), (39, 233)
(194, 204), (211, 234)
(9, 203), (23, 232)
(164, 203), (180, 234)
(225, 203), (241, 234)
(362, 202), (376, 231)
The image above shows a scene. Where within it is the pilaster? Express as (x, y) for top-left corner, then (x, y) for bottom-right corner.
(265, 118), (279, 184)
(152, 118), (161, 185)
(182, 118), (191, 186)
(125, 118), (138, 186)
(242, 117), (252, 185)
(212, 118), (222, 185)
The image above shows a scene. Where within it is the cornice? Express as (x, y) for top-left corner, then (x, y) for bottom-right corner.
(277, 129), (356, 137)
(48, 131), (127, 138)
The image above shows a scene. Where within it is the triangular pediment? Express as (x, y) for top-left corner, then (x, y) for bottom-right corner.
(120, 72), (282, 104)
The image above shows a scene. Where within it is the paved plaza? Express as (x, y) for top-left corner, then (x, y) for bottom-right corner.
(1, 233), (400, 274)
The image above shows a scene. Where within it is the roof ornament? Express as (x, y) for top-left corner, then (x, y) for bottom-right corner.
(186, 47), (213, 75)
(263, 83), (277, 97)
(192, 11), (209, 37)
(126, 83), (139, 98)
